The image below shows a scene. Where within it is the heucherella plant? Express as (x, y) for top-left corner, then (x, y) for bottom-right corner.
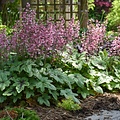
(0, 30), (10, 60)
(110, 36), (120, 56)
(4, 3), (80, 59)
(0, 3), (80, 60)
(80, 21), (106, 55)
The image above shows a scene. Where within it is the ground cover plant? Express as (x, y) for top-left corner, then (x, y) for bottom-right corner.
(0, 3), (120, 119)
(0, 107), (40, 120)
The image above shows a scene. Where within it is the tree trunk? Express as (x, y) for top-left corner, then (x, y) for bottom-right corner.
(79, 0), (88, 29)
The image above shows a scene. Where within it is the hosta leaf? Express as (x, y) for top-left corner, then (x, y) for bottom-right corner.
(106, 84), (113, 90)
(72, 61), (83, 70)
(13, 78), (29, 93)
(93, 86), (103, 93)
(113, 84), (120, 89)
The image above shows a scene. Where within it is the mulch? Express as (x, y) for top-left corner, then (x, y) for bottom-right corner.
(33, 93), (120, 120)
(0, 93), (120, 120)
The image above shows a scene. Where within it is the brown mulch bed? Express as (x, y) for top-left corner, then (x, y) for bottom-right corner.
(0, 93), (120, 120)
(31, 93), (120, 120)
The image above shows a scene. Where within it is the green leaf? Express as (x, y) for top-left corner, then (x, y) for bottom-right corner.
(60, 89), (79, 103)
(20, 59), (36, 75)
(37, 94), (50, 106)
(36, 81), (45, 92)
(0, 71), (10, 91)
(3, 86), (16, 96)
(13, 77), (29, 93)
(49, 70), (64, 84)
(10, 61), (23, 72)
(47, 83), (56, 90)
(49, 69), (73, 88)
(91, 57), (106, 70)
(93, 86), (103, 93)
(33, 68), (42, 79)
(97, 74), (113, 84)
(12, 94), (22, 103)
(68, 73), (86, 88)
(0, 92), (6, 103)
(36, 77), (56, 92)
(49, 90), (59, 100)
(24, 89), (35, 98)
(114, 66), (120, 79)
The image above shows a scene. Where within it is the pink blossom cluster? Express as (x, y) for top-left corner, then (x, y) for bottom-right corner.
(0, 30), (10, 59)
(0, 3), (80, 59)
(110, 37), (120, 56)
(81, 22), (106, 55)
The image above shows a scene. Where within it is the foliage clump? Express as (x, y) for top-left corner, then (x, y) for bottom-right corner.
(0, 107), (40, 120)
(0, 3), (80, 60)
(107, 0), (120, 30)
(58, 97), (81, 111)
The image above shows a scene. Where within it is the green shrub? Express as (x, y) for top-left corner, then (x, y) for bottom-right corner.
(106, 0), (120, 30)
(58, 97), (81, 111)
(0, 49), (120, 106)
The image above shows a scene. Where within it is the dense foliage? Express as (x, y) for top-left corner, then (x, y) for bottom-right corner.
(0, 0), (19, 26)
(0, 107), (40, 120)
(0, 3), (120, 107)
(106, 0), (120, 30)
(89, 0), (112, 21)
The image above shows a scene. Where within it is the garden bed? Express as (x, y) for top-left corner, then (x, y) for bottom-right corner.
(34, 93), (120, 120)
(1, 92), (119, 120)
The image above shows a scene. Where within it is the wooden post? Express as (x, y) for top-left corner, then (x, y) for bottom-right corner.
(79, 0), (88, 29)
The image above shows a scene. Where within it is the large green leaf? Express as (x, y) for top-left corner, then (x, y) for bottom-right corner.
(3, 86), (16, 96)
(20, 59), (36, 75)
(36, 77), (56, 92)
(114, 66), (120, 79)
(24, 89), (35, 98)
(60, 89), (79, 103)
(97, 74), (113, 85)
(13, 77), (29, 93)
(49, 90), (59, 100)
(93, 86), (103, 93)
(0, 92), (6, 103)
(49, 69), (73, 88)
(10, 61), (23, 72)
(49, 70), (65, 84)
(91, 57), (106, 70)
(37, 94), (50, 106)
(68, 73), (86, 88)
(0, 71), (10, 91)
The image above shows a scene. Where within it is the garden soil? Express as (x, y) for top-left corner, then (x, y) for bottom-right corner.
(31, 93), (120, 120)
(0, 93), (120, 120)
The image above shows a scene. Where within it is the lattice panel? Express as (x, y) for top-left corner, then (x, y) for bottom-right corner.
(29, 0), (81, 21)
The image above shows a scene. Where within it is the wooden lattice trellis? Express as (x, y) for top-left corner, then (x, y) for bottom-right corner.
(22, 0), (82, 21)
